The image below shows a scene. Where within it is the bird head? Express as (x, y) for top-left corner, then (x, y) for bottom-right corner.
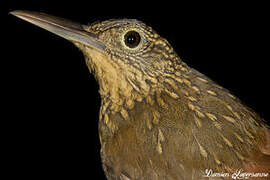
(10, 11), (183, 104)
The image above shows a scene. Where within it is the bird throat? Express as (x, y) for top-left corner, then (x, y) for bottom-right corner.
(82, 45), (153, 102)
(80, 45), (159, 132)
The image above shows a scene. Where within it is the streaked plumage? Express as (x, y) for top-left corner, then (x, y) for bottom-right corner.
(11, 11), (270, 179)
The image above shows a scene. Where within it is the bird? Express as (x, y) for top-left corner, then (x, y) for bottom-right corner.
(10, 10), (270, 180)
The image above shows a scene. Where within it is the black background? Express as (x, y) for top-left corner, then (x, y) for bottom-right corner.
(5, 1), (269, 179)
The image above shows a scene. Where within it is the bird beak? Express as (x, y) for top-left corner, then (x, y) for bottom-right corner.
(10, 10), (106, 52)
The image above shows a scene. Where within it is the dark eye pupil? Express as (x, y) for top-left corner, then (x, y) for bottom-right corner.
(124, 31), (141, 48)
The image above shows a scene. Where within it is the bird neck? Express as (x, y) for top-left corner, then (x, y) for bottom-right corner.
(94, 60), (192, 121)
(95, 62), (193, 142)
(80, 44), (195, 139)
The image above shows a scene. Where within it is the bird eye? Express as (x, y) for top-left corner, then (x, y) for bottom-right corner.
(124, 31), (141, 48)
